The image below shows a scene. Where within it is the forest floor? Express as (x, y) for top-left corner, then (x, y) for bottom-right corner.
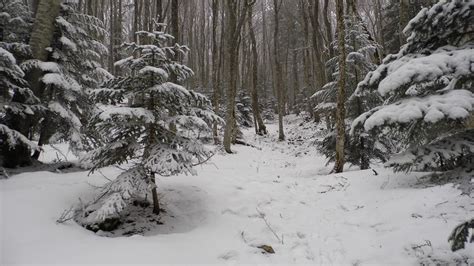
(1, 115), (473, 265)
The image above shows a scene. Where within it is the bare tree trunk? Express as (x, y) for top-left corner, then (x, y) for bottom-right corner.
(334, 0), (346, 173)
(323, 0), (334, 59)
(308, 0), (326, 89)
(156, 0), (163, 23)
(28, 0), (62, 160)
(247, 3), (267, 135)
(223, 0), (249, 153)
(399, 0), (409, 45)
(273, 0), (285, 141)
(223, 0), (239, 153)
(211, 0), (220, 144)
(108, 0), (115, 74)
(171, 0), (179, 56)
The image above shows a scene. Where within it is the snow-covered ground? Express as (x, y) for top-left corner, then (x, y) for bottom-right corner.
(1, 116), (473, 265)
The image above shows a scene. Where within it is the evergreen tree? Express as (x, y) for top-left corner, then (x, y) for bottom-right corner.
(77, 30), (220, 231)
(352, 0), (473, 175)
(0, 0), (41, 167)
(21, 2), (110, 158)
(236, 90), (253, 128)
(314, 14), (386, 169)
(0, 47), (40, 167)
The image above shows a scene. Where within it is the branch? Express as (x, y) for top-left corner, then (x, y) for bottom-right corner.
(256, 207), (283, 244)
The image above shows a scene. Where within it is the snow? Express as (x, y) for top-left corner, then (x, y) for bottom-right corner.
(138, 66), (169, 79)
(1, 117), (473, 265)
(42, 73), (82, 92)
(49, 102), (82, 129)
(0, 47), (16, 65)
(59, 36), (77, 51)
(377, 47), (474, 96)
(148, 82), (191, 98)
(357, 89), (474, 131)
(98, 106), (155, 123)
(0, 124), (38, 150)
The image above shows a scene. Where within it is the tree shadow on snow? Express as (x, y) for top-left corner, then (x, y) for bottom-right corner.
(92, 184), (208, 238)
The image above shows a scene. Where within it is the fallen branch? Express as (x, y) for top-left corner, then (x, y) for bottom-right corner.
(256, 207), (282, 244)
(56, 206), (75, 224)
(235, 139), (262, 150)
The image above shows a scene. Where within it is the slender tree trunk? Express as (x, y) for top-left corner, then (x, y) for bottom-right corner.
(156, 0), (163, 23)
(150, 173), (160, 214)
(323, 0), (334, 59)
(273, 0), (285, 141)
(223, 0), (239, 153)
(223, 0), (249, 153)
(247, 3), (267, 135)
(28, 0), (62, 160)
(375, 0), (386, 59)
(399, 0), (410, 45)
(211, 0), (220, 144)
(334, 0), (346, 173)
(308, 0), (326, 89)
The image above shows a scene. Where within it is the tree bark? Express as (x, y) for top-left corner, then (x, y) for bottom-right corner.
(211, 0), (220, 144)
(334, 0), (346, 173)
(223, 0), (249, 153)
(399, 0), (410, 45)
(323, 0), (334, 59)
(223, 0), (239, 153)
(308, 0), (327, 89)
(28, 0), (62, 160)
(273, 0), (285, 141)
(247, 2), (267, 135)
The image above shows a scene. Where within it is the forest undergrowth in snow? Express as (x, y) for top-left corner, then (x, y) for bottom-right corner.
(1, 115), (473, 265)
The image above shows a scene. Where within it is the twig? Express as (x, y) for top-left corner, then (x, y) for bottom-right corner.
(241, 231), (248, 244)
(0, 168), (9, 179)
(56, 206), (75, 224)
(411, 240), (432, 251)
(256, 207), (283, 244)
(97, 169), (112, 181)
(50, 144), (68, 162)
(235, 139), (262, 150)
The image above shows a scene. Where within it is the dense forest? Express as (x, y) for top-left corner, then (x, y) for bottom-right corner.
(1, 0), (473, 264)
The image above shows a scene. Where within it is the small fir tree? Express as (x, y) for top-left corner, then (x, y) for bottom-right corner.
(77, 30), (220, 231)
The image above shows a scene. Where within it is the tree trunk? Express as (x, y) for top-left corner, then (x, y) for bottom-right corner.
(399, 0), (410, 45)
(150, 173), (160, 214)
(323, 0), (334, 59)
(308, 0), (327, 89)
(223, 0), (239, 153)
(334, 0), (346, 173)
(223, 0), (249, 153)
(273, 0), (285, 141)
(28, 0), (62, 160)
(211, 0), (221, 144)
(248, 3), (267, 135)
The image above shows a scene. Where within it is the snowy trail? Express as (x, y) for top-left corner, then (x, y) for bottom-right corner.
(1, 118), (473, 265)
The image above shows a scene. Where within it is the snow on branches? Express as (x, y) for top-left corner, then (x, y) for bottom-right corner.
(352, 0), (474, 173)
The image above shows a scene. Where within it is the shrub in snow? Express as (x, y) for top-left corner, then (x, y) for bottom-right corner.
(314, 14), (387, 169)
(449, 218), (474, 252)
(77, 29), (221, 232)
(236, 91), (253, 128)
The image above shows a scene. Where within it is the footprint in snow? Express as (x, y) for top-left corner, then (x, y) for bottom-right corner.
(218, 250), (239, 260)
